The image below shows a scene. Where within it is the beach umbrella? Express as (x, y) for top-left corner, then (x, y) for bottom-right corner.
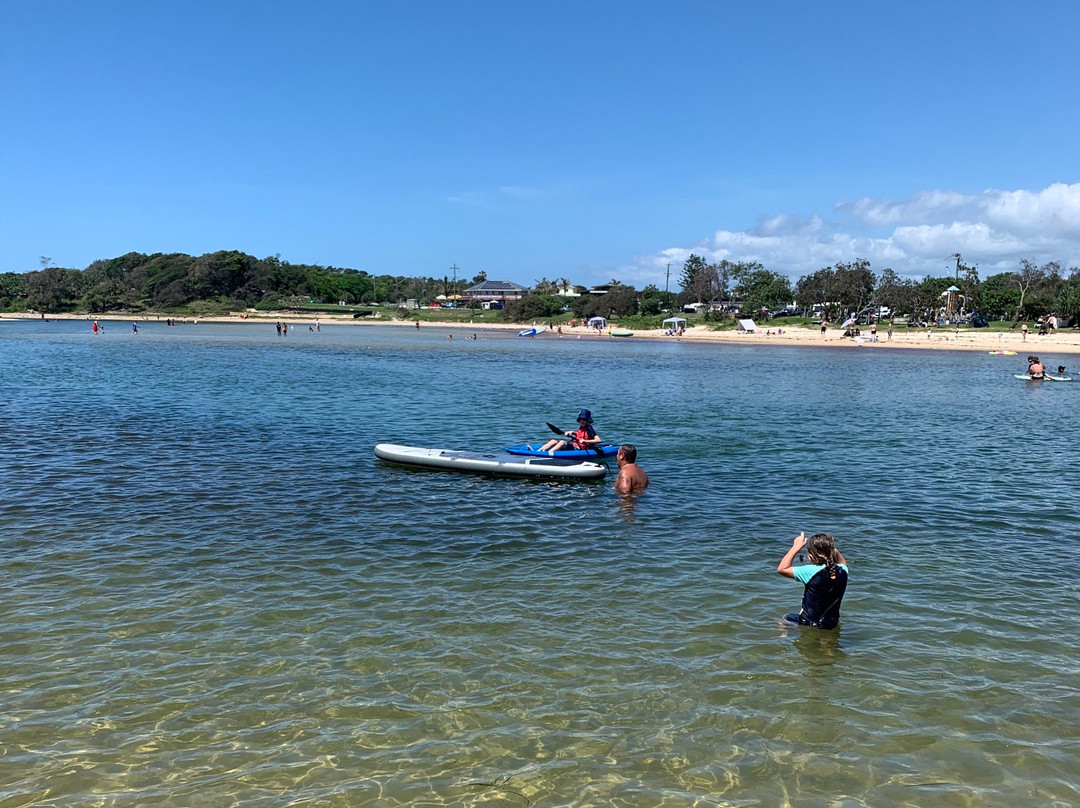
(841, 317), (856, 328)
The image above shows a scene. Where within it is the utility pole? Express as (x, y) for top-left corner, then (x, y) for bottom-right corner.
(450, 263), (458, 295)
(665, 262), (670, 296)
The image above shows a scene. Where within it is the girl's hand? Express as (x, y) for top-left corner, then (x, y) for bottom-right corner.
(792, 532), (806, 550)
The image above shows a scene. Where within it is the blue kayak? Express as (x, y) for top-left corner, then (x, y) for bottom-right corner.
(504, 443), (620, 459)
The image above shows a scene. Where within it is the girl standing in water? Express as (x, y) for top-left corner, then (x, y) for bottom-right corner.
(777, 532), (849, 629)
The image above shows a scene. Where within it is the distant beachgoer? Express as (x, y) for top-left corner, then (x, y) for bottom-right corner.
(316, 319), (320, 332)
(870, 322), (877, 342)
(132, 322), (138, 334)
(614, 444), (649, 495)
(1028, 356), (1046, 379)
(1021, 322), (1028, 341)
(415, 321), (420, 329)
(447, 333), (453, 340)
(282, 323), (288, 336)
(541, 409), (600, 455)
(92, 320), (99, 334)
(777, 531), (849, 629)
(276, 322), (282, 336)
(887, 325), (893, 341)
(1057, 365), (1066, 375)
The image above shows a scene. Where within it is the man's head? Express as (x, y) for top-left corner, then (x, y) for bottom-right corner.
(617, 444), (637, 464)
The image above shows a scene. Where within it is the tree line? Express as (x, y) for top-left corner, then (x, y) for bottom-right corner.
(792, 255), (1080, 324)
(3, 250), (1077, 325)
(0, 251), (486, 315)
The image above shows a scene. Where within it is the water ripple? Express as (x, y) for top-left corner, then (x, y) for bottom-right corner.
(1, 321), (1079, 806)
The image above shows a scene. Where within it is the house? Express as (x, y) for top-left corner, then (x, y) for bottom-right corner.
(463, 280), (527, 303)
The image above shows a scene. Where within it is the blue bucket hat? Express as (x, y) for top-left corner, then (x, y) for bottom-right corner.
(577, 409), (593, 423)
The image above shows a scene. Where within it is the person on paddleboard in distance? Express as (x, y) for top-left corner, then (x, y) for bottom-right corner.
(614, 444), (649, 495)
(1028, 356), (1046, 379)
(540, 409), (601, 455)
(777, 532), (849, 630)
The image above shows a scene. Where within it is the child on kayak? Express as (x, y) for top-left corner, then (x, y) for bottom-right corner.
(540, 409), (602, 455)
(776, 532), (849, 629)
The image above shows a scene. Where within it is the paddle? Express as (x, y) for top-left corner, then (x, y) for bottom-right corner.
(545, 421), (605, 456)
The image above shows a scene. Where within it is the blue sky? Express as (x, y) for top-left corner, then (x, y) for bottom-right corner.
(3, 1), (1079, 288)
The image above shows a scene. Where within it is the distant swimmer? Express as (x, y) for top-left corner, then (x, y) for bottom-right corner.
(614, 444), (649, 495)
(132, 322), (138, 334)
(1028, 356), (1046, 379)
(777, 532), (849, 629)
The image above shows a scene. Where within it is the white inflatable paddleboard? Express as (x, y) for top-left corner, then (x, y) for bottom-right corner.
(374, 443), (606, 479)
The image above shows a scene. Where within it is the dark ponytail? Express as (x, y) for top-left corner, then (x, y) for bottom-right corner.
(807, 533), (839, 580)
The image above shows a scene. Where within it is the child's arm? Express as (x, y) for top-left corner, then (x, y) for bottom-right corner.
(777, 532), (806, 578)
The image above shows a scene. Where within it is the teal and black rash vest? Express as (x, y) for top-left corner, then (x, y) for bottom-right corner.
(789, 563), (849, 629)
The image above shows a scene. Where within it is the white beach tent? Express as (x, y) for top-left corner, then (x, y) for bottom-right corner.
(736, 319), (757, 333)
(662, 317), (686, 332)
(587, 316), (608, 331)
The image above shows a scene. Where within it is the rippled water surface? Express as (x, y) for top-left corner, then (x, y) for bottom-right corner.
(2, 319), (1078, 807)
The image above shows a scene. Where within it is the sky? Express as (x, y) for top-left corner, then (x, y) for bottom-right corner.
(3, 1), (1079, 290)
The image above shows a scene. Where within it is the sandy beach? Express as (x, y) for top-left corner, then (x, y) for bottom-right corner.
(8, 310), (1080, 356)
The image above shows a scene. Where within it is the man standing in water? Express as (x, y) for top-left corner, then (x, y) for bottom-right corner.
(614, 444), (649, 494)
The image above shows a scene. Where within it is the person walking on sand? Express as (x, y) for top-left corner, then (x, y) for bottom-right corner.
(777, 531), (849, 629)
(1021, 322), (1028, 341)
(614, 444), (649, 495)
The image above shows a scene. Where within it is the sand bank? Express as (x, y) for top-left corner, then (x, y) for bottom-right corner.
(8, 310), (1080, 356)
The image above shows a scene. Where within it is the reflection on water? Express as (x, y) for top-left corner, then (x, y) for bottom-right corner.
(1, 319), (1079, 807)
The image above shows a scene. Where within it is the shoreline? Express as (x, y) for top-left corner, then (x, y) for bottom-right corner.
(6, 310), (1080, 356)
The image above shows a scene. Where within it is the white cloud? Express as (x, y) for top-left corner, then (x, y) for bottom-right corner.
(617, 182), (1080, 288)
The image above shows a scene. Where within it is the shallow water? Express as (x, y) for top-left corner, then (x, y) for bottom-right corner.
(2, 319), (1078, 807)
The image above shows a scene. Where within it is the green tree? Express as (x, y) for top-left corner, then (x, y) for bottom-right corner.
(0, 272), (28, 309)
(1010, 259), (1044, 324)
(915, 276), (955, 319)
(678, 254), (708, 299)
(1055, 268), (1080, 324)
(502, 294), (565, 321)
(638, 284), (674, 316)
(26, 266), (81, 312)
(731, 262), (793, 314)
(979, 273), (1019, 319)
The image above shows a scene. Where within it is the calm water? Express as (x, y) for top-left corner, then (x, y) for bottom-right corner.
(2, 319), (1078, 807)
